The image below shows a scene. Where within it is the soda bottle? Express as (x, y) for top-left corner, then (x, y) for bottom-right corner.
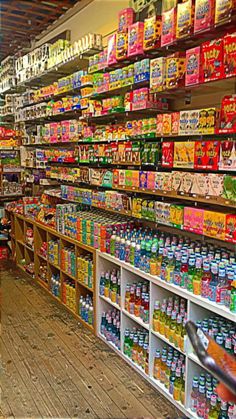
(165, 356), (172, 389)
(134, 243), (141, 269)
(130, 238), (136, 265)
(180, 255), (189, 288)
(110, 276), (117, 303)
(125, 284), (131, 311)
(134, 285), (142, 318)
(208, 261), (218, 302)
(129, 285), (136, 314)
(125, 237), (131, 264)
(205, 387), (213, 419)
(180, 315), (187, 352)
(228, 405), (235, 419)
(142, 343), (149, 373)
(100, 312), (106, 335)
(142, 294), (149, 324)
(166, 251), (175, 283)
(190, 376), (199, 412)
(201, 260), (211, 299)
(216, 264), (229, 305)
(150, 239), (158, 276)
(137, 339), (144, 367)
(153, 349), (161, 380)
(193, 256), (202, 295)
(160, 352), (167, 384)
(115, 233), (121, 259)
(132, 335), (139, 363)
(173, 367), (183, 402)
(156, 245), (163, 276)
(104, 271), (110, 298)
(208, 394), (219, 419)
(161, 247), (169, 281)
(173, 251), (182, 286)
(159, 303), (167, 335)
(230, 280), (236, 313)
(169, 362), (176, 395)
(187, 256), (196, 292)
(152, 300), (161, 332)
(169, 310), (177, 344)
(174, 313), (182, 349)
(218, 401), (229, 419)
(164, 305), (172, 339)
(119, 236), (126, 261)
(197, 383), (206, 418)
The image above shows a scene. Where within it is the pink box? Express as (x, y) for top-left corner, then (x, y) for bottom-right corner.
(161, 7), (177, 47)
(50, 122), (58, 142)
(185, 46), (201, 86)
(194, 0), (215, 33)
(61, 121), (70, 141)
(107, 34), (117, 66)
(184, 207), (204, 235)
(128, 22), (144, 57)
(118, 8), (134, 32)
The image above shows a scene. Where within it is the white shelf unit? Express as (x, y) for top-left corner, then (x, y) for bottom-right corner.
(96, 251), (236, 419)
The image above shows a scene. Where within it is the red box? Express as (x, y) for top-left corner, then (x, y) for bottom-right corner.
(223, 32), (236, 78)
(194, 141), (207, 169)
(226, 214), (236, 243)
(162, 142), (174, 167)
(185, 46), (201, 86)
(219, 95), (236, 134)
(205, 141), (220, 170)
(161, 7), (177, 47)
(202, 38), (224, 82)
(194, 0), (215, 33)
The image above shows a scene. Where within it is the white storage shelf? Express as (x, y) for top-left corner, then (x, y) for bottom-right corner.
(96, 251), (236, 419)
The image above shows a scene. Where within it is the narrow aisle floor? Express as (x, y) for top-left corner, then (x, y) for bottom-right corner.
(1, 263), (181, 419)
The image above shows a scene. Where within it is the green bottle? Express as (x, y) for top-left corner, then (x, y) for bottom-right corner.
(230, 280), (236, 313)
(218, 401), (229, 419)
(208, 394), (219, 419)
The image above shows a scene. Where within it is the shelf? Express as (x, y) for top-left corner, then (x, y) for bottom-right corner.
(20, 108), (82, 123)
(150, 377), (186, 415)
(122, 309), (149, 330)
(98, 252), (236, 322)
(99, 333), (121, 354)
(151, 330), (185, 355)
(60, 268), (76, 281)
(36, 252), (47, 262)
(48, 260), (60, 270)
(36, 277), (49, 290)
(188, 353), (202, 367)
(24, 243), (34, 252)
(16, 238), (25, 246)
(99, 294), (120, 310)
(77, 280), (94, 292)
(61, 302), (94, 332)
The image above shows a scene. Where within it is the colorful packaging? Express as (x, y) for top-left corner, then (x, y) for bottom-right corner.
(199, 107), (218, 135)
(143, 16), (161, 51)
(128, 22), (144, 57)
(194, 141), (207, 169)
(179, 110), (190, 135)
(185, 46), (201, 86)
(139, 171), (148, 189)
(150, 57), (166, 92)
(161, 7), (177, 46)
(176, 0), (194, 38)
(203, 210), (226, 240)
(191, 173), (209, 196)
(118, 8), (134, 31)
(215, 0), (235, 25)
(182, 172), (194, 194)
(107, 34), (117, 66)
(170, 205), (184, 229)
(156, 114), (163, 135)
(225, 214), (236, 243)
(147, 171), (156, 190)
(208, 174), (224, 197)
(202, 38), (224, 82)
(171, 112), (180, 135)
(224, 32), (236, 78)
(205, 141), (220, 170)
(166, 53), (186, 89)
(194, 0), (215, 32)
(174, 142), (195, 168)
(171, 171), (184, 194)
(219, 140), (236, 171)
(184, 207), (204, 235)
(162, 114), (172, 135)
(219, 95), (236, 134)
(188, 109), (200, 134)
(116, 32), (128, 61)
(161, 142), (174, 167)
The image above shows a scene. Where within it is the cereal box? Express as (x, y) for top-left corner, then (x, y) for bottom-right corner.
(174, 141), (195, 168)
(171, 112), (180, 135)
(185, 46), (201, 86)
(219, 140), (236, 171)
(194, 0), (215, 32)
(161, 7), (177, 47)
(194, 141), (207, 169)
(143, 16), (161, 51)
(116, 32), (128, 61)
(166, 53), (186, 89)
(150, 57), (166, 92)
(128, 22), (144, 57)
(225, 214), (236, 243)
(219, 95), (236, 134)
(176, 0), (194, 39)
(224, 33), (236, 78)
(184, 207), (204, 234)
(162, 141), (174, 167)
(202, 38), (224, 82)
(215, 0), (235, 25)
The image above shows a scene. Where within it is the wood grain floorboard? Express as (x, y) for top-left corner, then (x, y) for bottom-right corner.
(1, 263), (181, 419)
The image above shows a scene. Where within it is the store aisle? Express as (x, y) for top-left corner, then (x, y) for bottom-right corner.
(1, 263), (180, 419)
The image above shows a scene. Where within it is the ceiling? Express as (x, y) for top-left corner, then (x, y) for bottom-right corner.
(0, 0), (79, 60)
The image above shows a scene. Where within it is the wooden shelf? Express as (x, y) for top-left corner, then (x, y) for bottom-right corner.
(48, 260), (60, 270)
(36, 252), (47, 262)
(77, 280), (94, 293)
(60, 268), (76, 281)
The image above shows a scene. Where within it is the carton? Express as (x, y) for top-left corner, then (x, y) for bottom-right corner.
(147, 171), (156, 190)
(194, 0), (215, 32)
(161, 7), (177, 46)
(128, 22), (144, 57)
(184, 207), (204, 234)
(191, 173), (209, 196)
(223, 32), (236, 78)
(202, 38), (224, 82)
(143, 16), (162, 51)
(194, 141), (207, 169)
(162, 141), (174, 167)
(176, 0), (194, 39)
(188, 109), (200, 134)
(215, 0), (235, 25)
(203, 210), (226, 240)
(118, 8), (134, 31)
(179, 110), (189, 135)
(171, 112), (180, 135)
(219, 95), (236, 134)
(107, 34), (117, 66)
(170, 204), (184, 229)
(219, 140), (236, 171)
(174, 141), (195, 168)
(185, 46), (201, 86)
(166, 53), (186, 89)
(205, 140), (220, 170)
(162, 113), (172, 136)
(150, 57), (166, 92)
(139, 171), (148, 189)
(116, 32), (128, 61)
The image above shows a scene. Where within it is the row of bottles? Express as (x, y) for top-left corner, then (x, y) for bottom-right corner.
(77, 254), (94, 289)
(48, 239), (60, 266)
(50, 272), (61, 297)
(196, 317), (236, 356)
(78, 295), (94, 325)
(123, 327), (149, 372)
(125, 281), (149, 324)
(108, 227), (236, 312)
(153, 296), (187, 351)
(190, 372), (235, 419)
(100, 269), (121, 306)
(62, 279), (76, 311)
(61, 247), (76, 277)
(153, 345), (185, 405)
(100, 309), (120, 349)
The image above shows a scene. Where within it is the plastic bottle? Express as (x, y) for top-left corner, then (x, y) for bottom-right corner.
(115, 234), (121, 259)
(160, 352), (167, 384)
(134, 285), (142, 318)
(156, 245), (163, 276)
(110, 230), (116, 255)
(173, 251), (182, 286)
(130, 237), (136, 265)
(169, 310), (177, 344)
(153, 349), (161, 380)
(150, 239), (158, 276)
(174, 313), (182, 349)
(129, 285), (135, 315)
(159, 303), (167, 335)
(218, 401), (229, 419)
(205, 387), (213, 419)
(119, 236), (126, 261)
(142, 294), (149, 324)
(216, 264), (229, 305)
(124, 329), (130, 356)
(165, 356), (172, 389)
(208, 394), (219, 419)
(125, 284), (131, 311)
(193, 256), (202, 295)
(230, 280), (236, 313)
(228, 405), (235, 419)
(173, 366), (183, 402)
(125, 237), (131, 264)
(161, 247), (169, 281)
(164, 305), (172, 339)
(201, 260), (211, 299)
(153, 300), (161, 332)
(197, 383), (206, 418)
(166, 251), (175, 283)
(134, 243), (141, 269)
(190, 376), (199, 412)
(208, 262), (218, 302)
(180, 255), (189, 288)
(187, 256), (196, 292)
(132, 335), (138, 363)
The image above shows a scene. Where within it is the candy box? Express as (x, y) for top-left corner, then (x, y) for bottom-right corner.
(118, 8), (134, 31)
(188, 109), (200, 134)
(185, 46), (201, 86)
(184, 207), (204, 234)
(156, 114), (163, 135)
(194, 0), (215, 32)
(150, 57), (166, 92)
(171, 171), (184, 193)
(215, 0), (235, 25)
(132, 197), (142, 218)
(205, 140), (220, 170)
(219, 95), (236, 134)
(194, 141), (207, 169)
(208, 173), (224, 197)
(181, 172), (194, 194)
(202, 38), (224, 82)
(198, 107), (218, 135)
(176, 0), (194, 39)
(139, 171), (148, 189)
(162, 172), (172, 191)
(132, 170), (140, 188)
(161, 7), (177, 47)
(171, 112), (180, 135)
(204, 210), (226, 240)
(179, 110), (190, 135)
(219, 140), (236, 171)
(143, 16), (162, 51)
(162, 113), (172, 135)
(107, 34), (117, 66)
(190, 173), (209, 196)
(166, 53), (186, 89)
(174, 141), (195, 168)
(155, 172), (163, 190)
(225, 214), (236, 243)
(147, 171), (156, 190)
(224, 32), (236, 78)
(128, 22), (144, 57)
(162, 141), (174, 167)
(170, 204), (184, 229)
(116, 32), (128, 61)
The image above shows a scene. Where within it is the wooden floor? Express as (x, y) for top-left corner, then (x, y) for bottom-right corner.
(1, 262), (181, 419)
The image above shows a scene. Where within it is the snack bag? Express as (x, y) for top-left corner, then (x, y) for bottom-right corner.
(194, 0), (215, 32)
(185, 46), (201, 86)
(161, 7), (177, 46)
(128, 22), (144, 57)
(107, 34), (117, 66)
(176, 0), (194, 39)
(116, 32), (128, 61)
(202, 38), (224, 82)
(118, 8), (134, 31)
(143, 16), (161, 51)
(224, 32), (236, 78)
(150, 57), (166, 92)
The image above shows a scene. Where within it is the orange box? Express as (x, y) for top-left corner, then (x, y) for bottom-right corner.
(176, 0), (195, 39)
(162, 113), (172, 135)
(203, 210), (226, 240)
(166, 53), (186, 89)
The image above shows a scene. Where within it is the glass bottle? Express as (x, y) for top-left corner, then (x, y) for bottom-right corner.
(190, 376), (199, 412)
(153, 349), (161, 380)
(197, 383), (206, 418)
(153, 300), (161, 332)
(173, 366), (183, 402)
